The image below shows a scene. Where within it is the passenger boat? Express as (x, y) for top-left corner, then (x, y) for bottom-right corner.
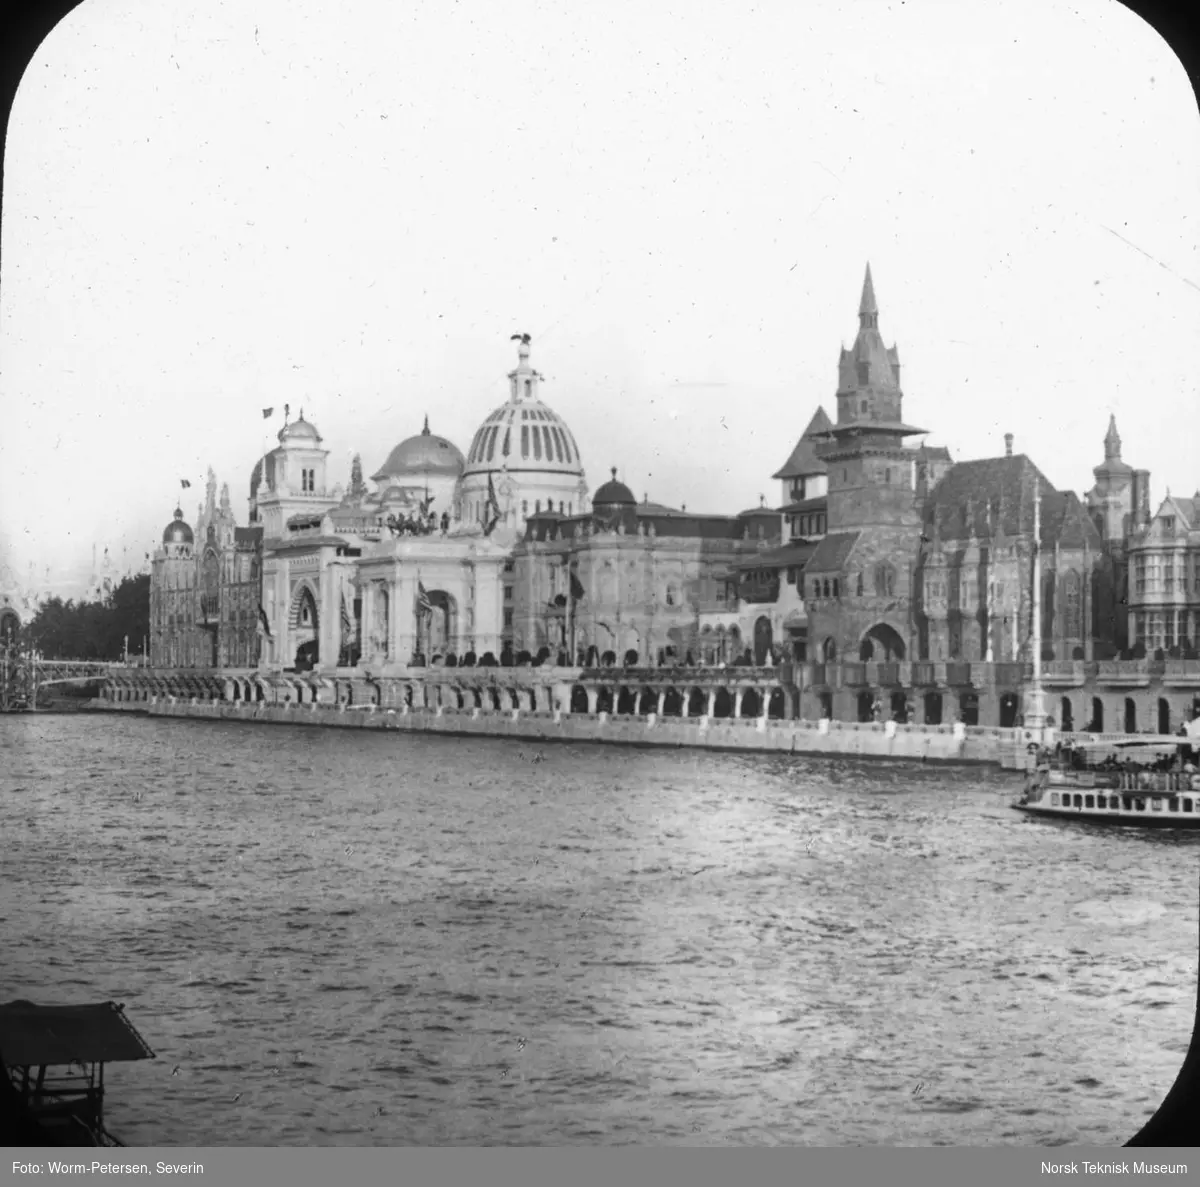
(0, 1000), (155, 1146)
(1014, 736), (1200, 829)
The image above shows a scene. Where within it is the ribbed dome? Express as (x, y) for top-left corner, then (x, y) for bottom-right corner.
(463, 397), (584, 477)
(163, 508), (194, 545)
(593, 468), (636, 507)
(372, 418), (466, 483)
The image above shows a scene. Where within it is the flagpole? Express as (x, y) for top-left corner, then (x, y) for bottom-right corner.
(1023, 481), (1049, 734)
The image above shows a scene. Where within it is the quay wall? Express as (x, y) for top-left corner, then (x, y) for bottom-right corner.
(90, 697), (1020, 766)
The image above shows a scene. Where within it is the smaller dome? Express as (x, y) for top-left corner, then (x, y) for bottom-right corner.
(278, 414), (322, 445)
(163, 507), (194, 545)
(593, 467), (636, 507)
(372, 416), (466, 482)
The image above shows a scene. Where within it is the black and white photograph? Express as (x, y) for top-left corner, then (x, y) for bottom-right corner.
(2, 0), (1200, 1165)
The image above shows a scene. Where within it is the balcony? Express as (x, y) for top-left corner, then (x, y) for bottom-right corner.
(945, 662), (973, 687)
(842, 662), (867, 687)
(911, 662), (938, 687)
(1096, 659), (1151, 688)
(1164, 659), (1200, 688)
(1040, 660), (1087, 687)
(737, 576), (781, 604)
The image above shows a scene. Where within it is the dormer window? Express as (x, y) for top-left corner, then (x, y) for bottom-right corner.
(1163, 516), (1175, 533)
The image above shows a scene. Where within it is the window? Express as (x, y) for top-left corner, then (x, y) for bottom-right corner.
(1165, 558), (1175, 595)
(1135, 556), (1147, 596)
(1163, 516), (1175, 533)
(857, 572), (864, 597)
(822, 578), (830, 598)
(1051, 794), (1060, 806)
(521, 426), (529, 456)
(504, 586), (513, 602)
(1085, 795), (1095, 809)
(504, 609), (513, 627)
(787, 567), (797, 585)
(832, 579), (840, 598)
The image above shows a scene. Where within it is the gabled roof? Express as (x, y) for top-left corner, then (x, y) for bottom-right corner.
(772, 407), (833, 479)
(805, 531), (861, 573)
(0, 1001), (155, 1066)
(924, 454), (1102, 549)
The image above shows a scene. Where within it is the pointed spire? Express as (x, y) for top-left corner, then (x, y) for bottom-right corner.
(1104, 413), (1121, 461)
(422, 414), (430, 436)
(858, 263), (878, 329)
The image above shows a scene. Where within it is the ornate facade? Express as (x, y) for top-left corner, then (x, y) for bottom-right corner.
(149, 470), (262, 669)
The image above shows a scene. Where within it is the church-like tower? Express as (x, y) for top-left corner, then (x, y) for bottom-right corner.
(818, 264), (925, 531)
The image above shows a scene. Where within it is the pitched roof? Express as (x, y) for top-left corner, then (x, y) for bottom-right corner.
(779, 496), (828, 514)
(772, 407), (833, 479)
(924, 454), (1102, 548)
(0, 1001), (155, 1066)
(733, 541), (817, 570)
(805, 531), (861, 572)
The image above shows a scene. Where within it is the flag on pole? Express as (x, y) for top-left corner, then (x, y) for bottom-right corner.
(262, 407), (274, 419)
(484, 473), (502, 535)
(257, 605), (273, 639)
(570, 567), (585, 602)
(416, 580), (432, 614)
(180, 478), (191, 489)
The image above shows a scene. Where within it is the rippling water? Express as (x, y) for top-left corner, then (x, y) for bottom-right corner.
(2, 714), (1198, 1146)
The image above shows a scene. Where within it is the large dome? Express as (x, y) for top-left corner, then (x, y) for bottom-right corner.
(593, 468), (636, 507)
(372, 417), (466, 483)
(461, 338), (584, 479)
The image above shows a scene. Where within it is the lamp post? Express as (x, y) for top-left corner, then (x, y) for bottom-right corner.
(1022, 482), (1050, 734)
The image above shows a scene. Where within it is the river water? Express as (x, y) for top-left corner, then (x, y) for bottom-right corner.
(2, 713), (1198, 1146)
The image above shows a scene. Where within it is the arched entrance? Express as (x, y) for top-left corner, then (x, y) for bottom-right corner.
(858, 623), (907, 661)
(662, 688), (682, 716)
(1090, 697), (1104, 732)
(1124, 697), (1137, 734)
(687, 688), (706, 716)
(822, 637), (838, 662)
(741, 688), (762, 718)
(819, 690), (833, 719)
(290, 584), (319, 670)
(999, 692), (1019, 728)
(753, 616), (773, 666)
(616, 687), (637, 714)
(570, 686), (589, 713)
(857, 691), (875, 723)
(712, 688), (733, 718)
(924, 691), (943, 725)
(419, 589), (456, 661)
(890, 691), (909, 723)
(768, 689), (787, 719)
(1158, 697), (1171, 736)
(1060, 697), (1074, 732)
(959, 692), (979, 727)
(596, 686), (614, 714)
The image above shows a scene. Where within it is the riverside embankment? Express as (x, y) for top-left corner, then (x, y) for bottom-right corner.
(91, 697), (1031, 766)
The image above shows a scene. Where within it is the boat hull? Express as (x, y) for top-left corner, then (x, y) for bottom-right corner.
(1012, 802), (1200, 829)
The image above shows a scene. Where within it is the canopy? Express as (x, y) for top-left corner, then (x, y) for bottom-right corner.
(0, 1001), (155, 1067)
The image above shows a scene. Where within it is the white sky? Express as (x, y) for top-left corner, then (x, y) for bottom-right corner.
(1, 0), (1197, 592)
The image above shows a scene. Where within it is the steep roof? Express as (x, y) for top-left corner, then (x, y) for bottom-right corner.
(772, 407), (833, 479)
(805, 531), (861, 573)
(924, 454), (1102, 549)
(779, 495), (828, 515)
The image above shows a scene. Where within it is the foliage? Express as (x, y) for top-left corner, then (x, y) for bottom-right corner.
(25, 575), (150, 660)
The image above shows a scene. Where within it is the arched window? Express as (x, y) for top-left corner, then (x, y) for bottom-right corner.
(502, 428), (511, 456)
(822, 578), (830, 598)
(1063, 570), (1082, 638)
(521, 426), (529, 457)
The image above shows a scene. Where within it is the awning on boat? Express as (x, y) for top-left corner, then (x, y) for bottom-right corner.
(0, 1001), (155, 1067)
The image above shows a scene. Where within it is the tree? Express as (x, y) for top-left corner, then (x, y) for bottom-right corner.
(25, 575), (150, 660)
